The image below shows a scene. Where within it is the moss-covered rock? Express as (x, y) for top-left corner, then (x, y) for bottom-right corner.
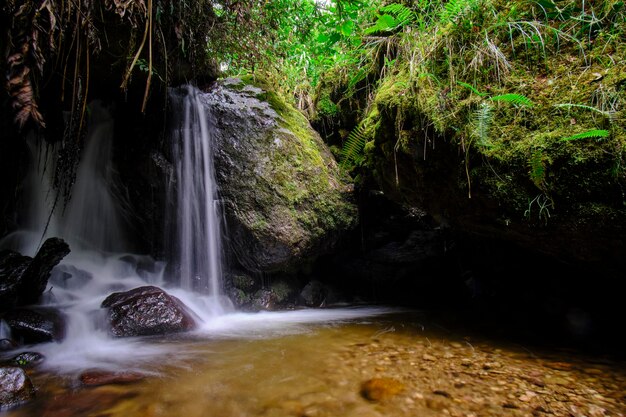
(350, 26), (626, 268)
(204, 78), (357, 273)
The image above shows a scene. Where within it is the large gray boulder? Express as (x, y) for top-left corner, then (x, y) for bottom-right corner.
(201, 78), (357, 272)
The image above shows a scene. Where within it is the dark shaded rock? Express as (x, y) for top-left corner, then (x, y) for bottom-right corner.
(228, 288), (252, 308)
(101, 286), (197, 337)
(21, 238), (70, 304)
(249, 289), (278, 311)
(0, 251), (30, 311)
(299, 280), (326, 307)
(0, 339), (17, 351)
(0, 366), (35, 410)
(79, 370), (145, 386)
(199, 79), (357, 273)
(231, 274), (256, 291)
(9, 352), (45, 368)
(4, 308), (66, 343)
(0, 238), (70, 310)
(49, 265), (93, 290)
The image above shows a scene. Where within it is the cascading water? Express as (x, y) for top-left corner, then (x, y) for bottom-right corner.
(169, 86), (223, 298)
(0, 319), (10, 340)
(0, 102), (170, 371)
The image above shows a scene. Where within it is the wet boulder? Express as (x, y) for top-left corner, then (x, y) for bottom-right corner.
(0, 367), (35, 409)
(299, 280), (329, 307)
(0, 339), (17, 352)
(0, 251), (30, 310)
(79, 370), (145, 386)
(8, 352), (45, 369)
(3, 308), (66, 344)
(101, 286), (197, 337)
(203, 79), (357, 273)
(248, 289), (279, 311)
(0, 237), (70, 310)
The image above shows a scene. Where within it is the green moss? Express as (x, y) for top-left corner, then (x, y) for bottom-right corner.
(224, 77), (357, 245)
(270, 280), (294, 303)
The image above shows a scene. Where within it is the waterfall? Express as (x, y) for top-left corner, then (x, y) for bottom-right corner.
(169, 86), (224, 300)
(0, 319), (10, 340)
(6, 102), (126, 255)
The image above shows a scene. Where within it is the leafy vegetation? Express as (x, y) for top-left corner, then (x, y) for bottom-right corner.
(2, 0), (625, 226)
(214, 0), (624, 231)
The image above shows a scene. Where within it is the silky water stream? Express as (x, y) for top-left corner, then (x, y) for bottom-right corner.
(2, 91), (626, 416)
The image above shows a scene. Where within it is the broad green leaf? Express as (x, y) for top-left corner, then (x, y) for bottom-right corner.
(340, 20), (355, 36)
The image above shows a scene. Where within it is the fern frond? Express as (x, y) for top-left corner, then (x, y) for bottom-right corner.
(554, 103), (613, 117)
(365, 3), (416, 34)
(473, 102), (493, 147)
(440, 0), (477, 23)
(457, 81), (487, 97)
(490, 94), (533, 107)
(381, 3), (416, 25)
(561, 129), (610, 141)
(529, 150), (546, 189)
(341, 122), (370, 168)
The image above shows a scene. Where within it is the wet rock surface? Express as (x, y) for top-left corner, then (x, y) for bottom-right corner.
(3, 308), (66, 343)
(203, 79), (357, 273)
(361, 377), (405, 401)
(101, 286), (197, 337)
(0, 367), (35, 410)
(7, 352), (45, 369)
(79, 370), (146, 386)
(0, 238), (70, 310)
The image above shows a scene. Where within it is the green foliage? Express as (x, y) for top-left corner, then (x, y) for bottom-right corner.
(473, 102), (493, 147)
(528, 150), (546, 190)
(561, 130), (611, 141)
(365, 3), (416, 34)
(439, 0), (479, 24)
(490, 94), (534, 107)
(341, 122), (370, 169)
(457, 81), (487, 97)
(554, 103), (614, 118)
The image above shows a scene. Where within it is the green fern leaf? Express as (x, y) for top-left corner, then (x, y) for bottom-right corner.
(490, 94), (533, 107)
(561, 129), (610, 141)
(341, 122), (370, 168)
(440, 0), (476, 23)
(457, 81), (487, 97)
(365, 3), (415, 34)
(554, 103), (610, 116)
(473, 102), (493, 147)
(529, 150), (546, 189)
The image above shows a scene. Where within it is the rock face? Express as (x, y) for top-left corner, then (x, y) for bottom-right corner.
(101, 286), (197, 337)
(0, 237), (70, 310)
(3, 308), (66, 343)
(200, 78), (357, 273)
(0, 367), (35, 409)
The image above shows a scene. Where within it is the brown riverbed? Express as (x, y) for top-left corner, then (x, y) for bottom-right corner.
(3, 312), (626, 417)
